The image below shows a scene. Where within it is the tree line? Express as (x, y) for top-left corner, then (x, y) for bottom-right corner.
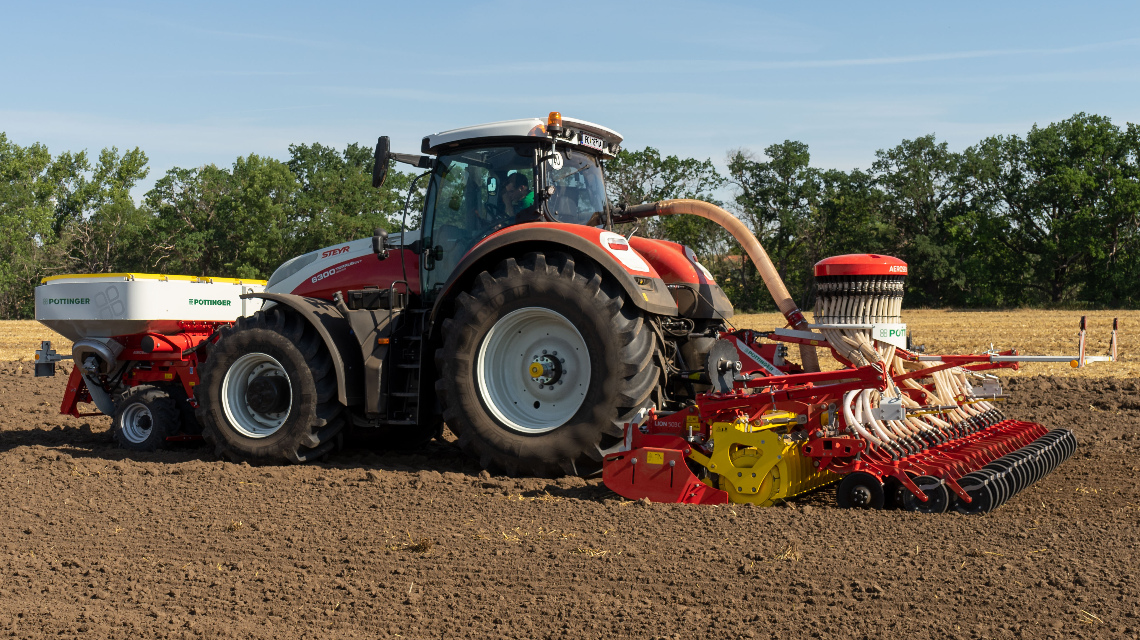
(2, 112), (1137, 319)
(0, 139), (422, 318)
(607, 113), (1140, 312)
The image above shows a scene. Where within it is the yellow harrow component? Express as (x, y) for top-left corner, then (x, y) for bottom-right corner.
(688, 414), (839, 506)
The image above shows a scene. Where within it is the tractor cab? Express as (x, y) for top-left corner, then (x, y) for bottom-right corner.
(415, 113), (622, 300)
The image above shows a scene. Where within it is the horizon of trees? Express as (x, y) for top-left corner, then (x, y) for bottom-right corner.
(1, 112), (1137, 320)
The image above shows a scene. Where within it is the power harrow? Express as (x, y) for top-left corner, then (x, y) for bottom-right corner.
(602, 253), (1116, 514)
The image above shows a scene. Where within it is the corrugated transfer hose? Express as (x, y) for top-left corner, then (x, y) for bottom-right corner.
(618, 199), (820, 373)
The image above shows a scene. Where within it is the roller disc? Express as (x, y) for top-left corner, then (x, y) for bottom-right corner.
(1035, 450), (1051, 475)
(1037, 442), (1059, 473)
(1007, 455), (1031, 489)
(1058, 432), (1074, 455)
(990, 460), (1022, 495)
(1009, 455), (1033, 492)
(997, 471), (1018, 507)
(977, 468), (1007, 508)
(1044, 443), (1059, 468)
(1063, 431), (1078, 456)
(1058, 438), (1072, 463)
(1035, 450), (1052, 482)
(1035, 450), (1052, 481)
(836, 472), (885, 510)
(955, 472), (995, 515)
(900, 475), (950, 514)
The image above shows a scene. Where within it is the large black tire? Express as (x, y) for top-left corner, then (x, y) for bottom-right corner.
(435, 251), (659, 477)
(112, 386), (179, 451)
(196, 306), (344, 463)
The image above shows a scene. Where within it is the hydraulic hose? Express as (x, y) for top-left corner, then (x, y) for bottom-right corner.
(618, 199), (820, 372)
(861, 389), (894, 443)
(842, 390), (881, 446)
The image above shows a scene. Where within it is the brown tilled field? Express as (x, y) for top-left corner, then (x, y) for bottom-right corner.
(1, 314), (1138, 639)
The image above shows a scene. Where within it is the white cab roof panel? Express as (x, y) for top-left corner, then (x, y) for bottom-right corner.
(422, 117), (623, 157)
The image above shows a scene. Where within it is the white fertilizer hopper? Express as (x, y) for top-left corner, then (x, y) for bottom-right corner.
(35, 273), (265, 341)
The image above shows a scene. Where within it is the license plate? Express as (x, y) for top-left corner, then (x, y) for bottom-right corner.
(579, 133), (604, 150)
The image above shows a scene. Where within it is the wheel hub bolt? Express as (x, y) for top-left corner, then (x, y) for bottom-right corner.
(529, 354), (563, 385)
(246, 375), (290, 414)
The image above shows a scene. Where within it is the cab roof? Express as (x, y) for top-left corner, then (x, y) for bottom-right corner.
(421, 117), (623, 158)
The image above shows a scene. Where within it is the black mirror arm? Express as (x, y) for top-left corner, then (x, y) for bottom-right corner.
(392, 153), (434, 169)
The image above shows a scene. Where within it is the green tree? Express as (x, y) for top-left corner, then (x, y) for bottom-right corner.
(871, 135), (969, 307)
(0, 136), (151, 317)
(604, 146), (726, 257)
(728, 141), (824, 310)
(147, 155), (297, 279)
(0, 134), (57, 317)
(57, 146), (155, 274)
(286, 142), (422, 258)
(975, 114), (1140, 306)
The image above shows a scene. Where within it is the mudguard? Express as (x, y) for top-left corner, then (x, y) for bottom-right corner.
(240, 292), (365, 407)
(430, 223), (679, 331)
(628, 237), (734, 320)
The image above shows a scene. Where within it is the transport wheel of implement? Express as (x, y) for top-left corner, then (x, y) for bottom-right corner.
(196, 307), (344, 463)
(436, 251), (659, 477)
(836, 472), (885, 509)
(900, 475), (951, 514)
(112, 386), (179, 451)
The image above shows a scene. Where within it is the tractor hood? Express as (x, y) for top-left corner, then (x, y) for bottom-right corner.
(265, 231), (422, 300)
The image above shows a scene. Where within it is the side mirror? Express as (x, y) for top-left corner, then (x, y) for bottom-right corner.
(372, 136), (391, 188)
(372, 227), (389, 260)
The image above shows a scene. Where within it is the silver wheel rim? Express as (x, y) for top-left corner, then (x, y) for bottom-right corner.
(476, 307), (591, 434)
(119, 402), (154, 444)
(222, 352), (292, 438)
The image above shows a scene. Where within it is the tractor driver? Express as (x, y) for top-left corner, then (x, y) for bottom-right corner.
(501, 171), (539, 223)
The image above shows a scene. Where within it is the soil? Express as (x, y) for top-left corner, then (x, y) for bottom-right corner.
(1, 363), (1138, 639)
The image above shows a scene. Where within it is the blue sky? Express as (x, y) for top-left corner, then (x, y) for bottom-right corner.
(3, 0), (1139, 194)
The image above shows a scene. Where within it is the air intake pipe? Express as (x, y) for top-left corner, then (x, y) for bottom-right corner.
(615, 199), (820, 372)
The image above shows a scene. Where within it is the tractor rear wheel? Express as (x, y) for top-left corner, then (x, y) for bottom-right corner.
(436, 251), (659, 477)
(196, 306), (344, 463)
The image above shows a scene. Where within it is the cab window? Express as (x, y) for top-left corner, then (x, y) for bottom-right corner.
(543, 148), (606, 226)
(421, 145), (535, 294)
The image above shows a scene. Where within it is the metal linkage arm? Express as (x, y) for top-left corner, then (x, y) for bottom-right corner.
(698, 363), (888, 420)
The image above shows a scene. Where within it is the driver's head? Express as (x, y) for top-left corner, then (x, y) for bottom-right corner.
(504, 172), (530, 204)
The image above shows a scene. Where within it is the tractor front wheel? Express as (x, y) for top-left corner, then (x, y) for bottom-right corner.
(436, 251), (659, 477)
(196, 307), (344, 463)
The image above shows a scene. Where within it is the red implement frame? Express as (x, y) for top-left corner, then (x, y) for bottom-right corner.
(602, 331), (1056, 506)
(60, 323), (225, 419)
